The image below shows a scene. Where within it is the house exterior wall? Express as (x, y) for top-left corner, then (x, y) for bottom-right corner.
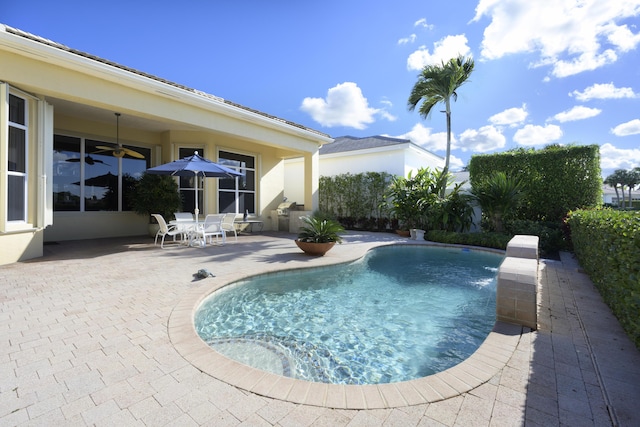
(284, 144), (444, 203)
(0, 25), (330, 265)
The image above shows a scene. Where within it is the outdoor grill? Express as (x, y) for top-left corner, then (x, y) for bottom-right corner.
(276, 201), (299, 231)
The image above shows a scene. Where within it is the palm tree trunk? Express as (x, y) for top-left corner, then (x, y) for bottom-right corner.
(442, 98), (452, 198)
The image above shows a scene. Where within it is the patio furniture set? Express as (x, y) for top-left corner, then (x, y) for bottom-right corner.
(152, 212), (240, 248)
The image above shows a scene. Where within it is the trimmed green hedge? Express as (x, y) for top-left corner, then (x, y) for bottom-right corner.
(426, 230), (512, 250)
(469, 145), (601, 223)
(566, 209), (640, 349)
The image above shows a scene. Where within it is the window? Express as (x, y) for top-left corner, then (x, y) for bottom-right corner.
(218, 150), (256, 214)
(178, 147), (203, 213)
(53, 134), (150, 211)
(7, 94), (28, 222)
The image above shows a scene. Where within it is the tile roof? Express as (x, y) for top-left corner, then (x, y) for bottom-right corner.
(3, 24), (330, 139)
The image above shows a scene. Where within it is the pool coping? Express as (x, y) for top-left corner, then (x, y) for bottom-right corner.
(168, 242), (525, 409)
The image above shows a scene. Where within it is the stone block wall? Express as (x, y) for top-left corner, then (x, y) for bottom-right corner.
(497, 235), (539, 330)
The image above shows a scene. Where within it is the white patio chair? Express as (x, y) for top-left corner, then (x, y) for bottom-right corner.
(173, 212), (194, 222)
(198, 214), (226, 246)
(221, 213), (239, 242)
(151, 214), (183, 248)
(172, 212), (195, 236)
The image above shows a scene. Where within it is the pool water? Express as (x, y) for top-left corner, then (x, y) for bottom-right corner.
(195, 245), (503, 384)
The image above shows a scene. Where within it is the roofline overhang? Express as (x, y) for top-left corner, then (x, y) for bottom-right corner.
(321, 142), (444, 161)
(0, 24), (333, 145)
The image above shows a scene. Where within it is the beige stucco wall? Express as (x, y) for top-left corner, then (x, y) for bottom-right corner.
(0, 230), (44, 264)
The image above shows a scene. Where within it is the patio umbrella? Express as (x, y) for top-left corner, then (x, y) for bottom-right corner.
(73, 172), (118, 188)
(145, 151), (243, 224)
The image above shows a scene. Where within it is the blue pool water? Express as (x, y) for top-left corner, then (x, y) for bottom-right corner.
(195, 245), (503, 384)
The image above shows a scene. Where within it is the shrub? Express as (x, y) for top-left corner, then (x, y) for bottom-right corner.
(566, 209), (640, 349)
(504, 219), (567, 255)
(426, 230), (512, 250)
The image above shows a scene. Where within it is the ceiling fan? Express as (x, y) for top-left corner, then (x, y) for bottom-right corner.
(66, 155), (109, 166)
(95, 113), (145, 159)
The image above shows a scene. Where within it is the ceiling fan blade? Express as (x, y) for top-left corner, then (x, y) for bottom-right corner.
(95, 145), (115, 151)
(121, 147), (146, 159)
(95, 144), (145, 159)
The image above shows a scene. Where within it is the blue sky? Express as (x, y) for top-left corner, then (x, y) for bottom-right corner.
(5, 0), (640, 177)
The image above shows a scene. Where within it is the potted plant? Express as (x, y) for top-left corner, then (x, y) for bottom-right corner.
(129, 173), (183, 236)
(295, 213), (345, 256)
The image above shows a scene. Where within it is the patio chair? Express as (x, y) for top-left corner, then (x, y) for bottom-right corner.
(198, 214), (226, 246)
(174, 212), (194, 221)
(152, 214), (183, 248)
(221, 213), (239, 242)
(172, 212), (195, 236)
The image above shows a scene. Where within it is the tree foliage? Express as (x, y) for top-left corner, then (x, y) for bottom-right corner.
(471, 171), (526, 232)
(408, 55), (474, 178)
(605, 167), (640, 209)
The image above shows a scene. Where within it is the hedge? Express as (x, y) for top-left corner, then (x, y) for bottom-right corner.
(469, 145), (601, 223)
(566, 209), (640, 349)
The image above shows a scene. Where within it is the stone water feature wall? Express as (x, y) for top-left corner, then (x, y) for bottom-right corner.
(496, 235), (539, 330)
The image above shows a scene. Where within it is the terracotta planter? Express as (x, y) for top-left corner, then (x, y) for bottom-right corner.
(295, 240), (336, 256)
(395, 229), (410, 237)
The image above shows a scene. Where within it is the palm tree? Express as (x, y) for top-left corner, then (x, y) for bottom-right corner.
(605, 169), (629, 207)
(408, 55), (475, 182)
(625, 167), (640, 208)
(471, 171), (526, 233)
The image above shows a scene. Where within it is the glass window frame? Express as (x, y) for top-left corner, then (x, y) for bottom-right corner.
(217, 149), (257, 215)
(7, 93), (28, 223)
(53, 133), (150, 213)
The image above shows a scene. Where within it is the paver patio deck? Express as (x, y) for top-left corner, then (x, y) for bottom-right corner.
(1, 231), (638, 426)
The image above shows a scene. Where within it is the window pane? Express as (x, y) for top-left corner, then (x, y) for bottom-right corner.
(218, 176), (237, 190)
(122, 147), (150, 211)
(217, 150), (256, 214)
(240, 170), (255, 191)
(8, 127), (26, 172)
(85, 140), (119, 211)
(9, 94), (26, 125)
(53, 135), (81, 211)
(180, 188), (203, 215)
(239, 192), (255, 213)
(8, 175), (25, 221)
(219, 151), (254, 169)
(219, 191), (236, 213)
(178, 148), (203, 213)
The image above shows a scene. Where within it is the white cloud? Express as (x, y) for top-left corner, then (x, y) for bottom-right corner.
(414, 18), (434, 30)
(407, 35), (471, 70)
(489, 104), (528, 127)
(447, 155), (465, 171)
(300, 82), (393, 129)
(611, 119), (640, 136)
(552, 106), (602, 123)
(513, 124), (563, 146)
(395, 123), (450, 152)
(600, 143), (640, 171)
(570, 82), (637, 101)
(458, 125), (506, 152)
(473, 0), (640, 78)
(398, 34), (417, 45)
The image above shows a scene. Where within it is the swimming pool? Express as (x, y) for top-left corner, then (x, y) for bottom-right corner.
(194, 245), (503, 385)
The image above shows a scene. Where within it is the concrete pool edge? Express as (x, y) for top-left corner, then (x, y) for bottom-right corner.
(168, 241), (524, 409)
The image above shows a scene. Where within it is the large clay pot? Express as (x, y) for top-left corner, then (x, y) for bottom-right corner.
(295, 240), (336, 256)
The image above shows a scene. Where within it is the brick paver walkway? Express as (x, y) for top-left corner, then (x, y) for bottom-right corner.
(1, 232), (638, 426)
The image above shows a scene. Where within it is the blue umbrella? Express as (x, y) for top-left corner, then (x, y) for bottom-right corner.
(146, 151), (243, 223)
